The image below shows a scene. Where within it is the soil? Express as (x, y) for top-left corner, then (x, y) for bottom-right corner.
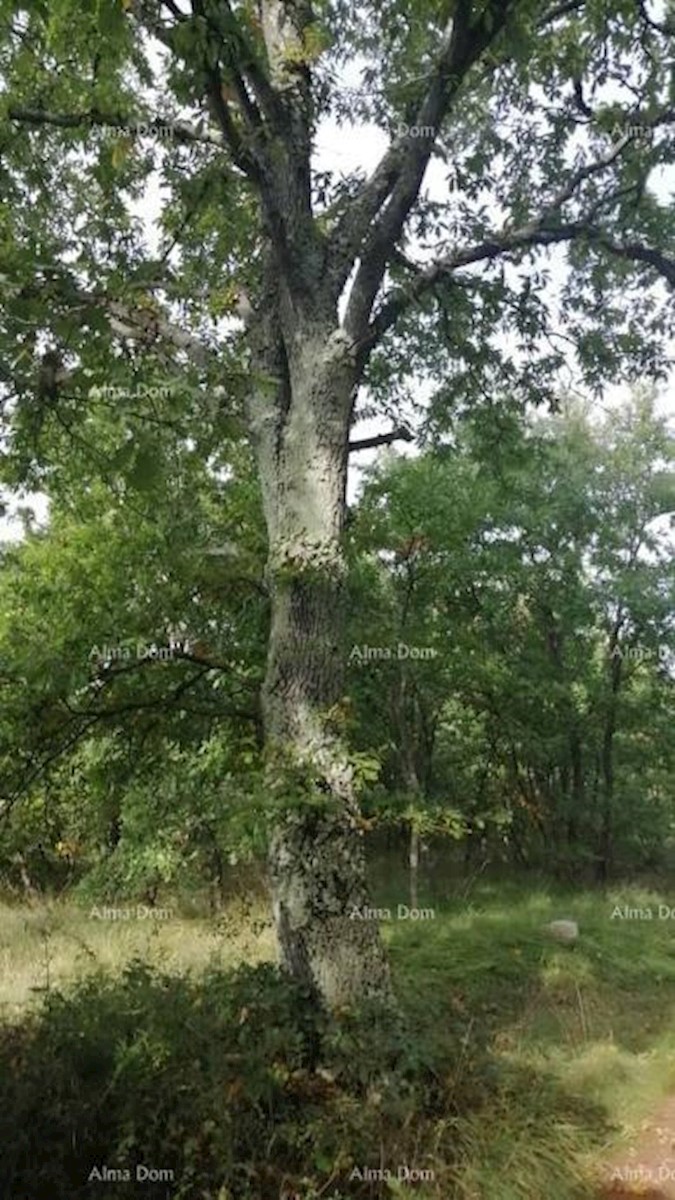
(596, 1094), (675, 1199)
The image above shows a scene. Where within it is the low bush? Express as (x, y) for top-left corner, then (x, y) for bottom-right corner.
(0, 959), (486, 1199)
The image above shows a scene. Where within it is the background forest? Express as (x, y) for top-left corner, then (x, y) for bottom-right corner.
(1, 390), (673, 899)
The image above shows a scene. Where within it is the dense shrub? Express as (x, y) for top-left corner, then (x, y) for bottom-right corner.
(0, 960), (475, 1199)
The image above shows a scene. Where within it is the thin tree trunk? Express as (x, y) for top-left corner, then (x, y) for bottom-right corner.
(597, 625), (623, 883)
(394, 661), (423, 918)
(409, 825), (420, 911)
(568, 727), (583, 847)
(598, 723), (615, 883)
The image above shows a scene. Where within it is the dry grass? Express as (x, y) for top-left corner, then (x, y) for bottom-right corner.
(0, 894), (276, 1020)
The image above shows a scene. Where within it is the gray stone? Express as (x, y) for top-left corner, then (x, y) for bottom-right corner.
(544, 919), (579, 943)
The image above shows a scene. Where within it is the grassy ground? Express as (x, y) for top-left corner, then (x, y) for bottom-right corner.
(2, 871), (675, 1197)
(382, 875), (675, 1197)
(0, 891), (276, 1020)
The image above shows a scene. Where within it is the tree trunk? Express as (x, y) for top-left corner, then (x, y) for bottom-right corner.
(248, 320), (395, 1010)
(568, 726), (583, 847)
(409, 825), (420, 911)
(392, 645), (425, 920)
(597, 627), (623, 883)
(597, 724), (614, 883)
(402, 766), (421, 914)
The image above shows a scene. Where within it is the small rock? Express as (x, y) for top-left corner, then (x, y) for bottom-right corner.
(544, 919), (579, 943)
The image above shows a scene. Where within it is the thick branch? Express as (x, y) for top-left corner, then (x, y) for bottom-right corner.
(362, 220), (675, 356)
(136, 0), (279, 145)
(8, 105), (228, 151)
(359, 118), (675, 355)
(220, 0), (286, 126)
(350, 98), (675, 346)
(541, 0), (586, 23)
(330, 0), (516, 314)
(106, 297), (215, 367)
(362, 226), (577, 353)
(201, 84), (264, 180)
(588, 232), (675, 286)
(348, 425), (414, 453)
(14, 268), (215, 376)
(190, 0), (267, 182)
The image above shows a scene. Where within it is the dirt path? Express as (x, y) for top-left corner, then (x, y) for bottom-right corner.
(597, 1095), (675, 1199)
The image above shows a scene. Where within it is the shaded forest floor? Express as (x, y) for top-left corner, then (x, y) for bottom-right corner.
(2, 868), (675, 1197)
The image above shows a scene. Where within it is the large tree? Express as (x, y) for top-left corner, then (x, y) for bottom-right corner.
(2, 0), (675, 1007)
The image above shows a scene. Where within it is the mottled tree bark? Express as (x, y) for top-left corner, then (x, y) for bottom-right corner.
(246, 315), (394, 1007)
